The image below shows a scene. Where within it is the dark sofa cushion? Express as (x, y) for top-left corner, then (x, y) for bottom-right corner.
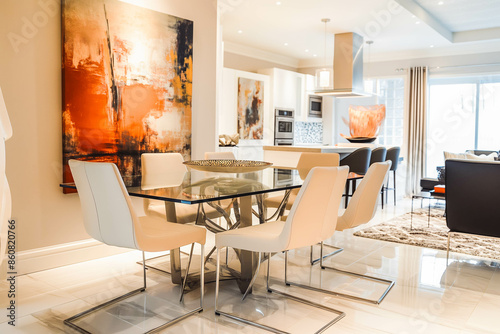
(446, 159), (500, 238)
(420, 178), (439, 191)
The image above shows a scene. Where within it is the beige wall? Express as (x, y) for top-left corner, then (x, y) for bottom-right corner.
(224, 51), (298, 73)
(0, 0), (218, 252)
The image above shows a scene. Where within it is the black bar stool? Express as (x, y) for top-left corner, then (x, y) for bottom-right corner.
(340, 147), (371, 208)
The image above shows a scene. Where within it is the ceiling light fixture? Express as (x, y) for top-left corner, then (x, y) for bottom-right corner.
(237, 30), (243, 34)
(276, 1), (281, 5)
(284, 42), (288, 46)
(315, 18), (333, 90)
(416, 21), (421, 24)
(438, 1), (444, 5)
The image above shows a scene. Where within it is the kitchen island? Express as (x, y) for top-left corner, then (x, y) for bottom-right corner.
(263, 144), (376, 168)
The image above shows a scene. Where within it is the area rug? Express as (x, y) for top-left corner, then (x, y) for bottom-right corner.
(353, 208), (500, 261)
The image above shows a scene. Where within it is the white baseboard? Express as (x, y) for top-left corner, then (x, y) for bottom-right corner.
(16, 239), (130, 275)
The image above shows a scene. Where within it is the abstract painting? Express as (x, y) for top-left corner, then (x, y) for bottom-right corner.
(62, 0), (193, 190)
(237, 77), (264, 140)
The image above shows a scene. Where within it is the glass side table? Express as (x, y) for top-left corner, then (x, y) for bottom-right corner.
(411, 190), (446, 229)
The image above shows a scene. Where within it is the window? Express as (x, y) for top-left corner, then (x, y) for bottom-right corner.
(426, 75), (500, 177)
(364, 78), (405, 147)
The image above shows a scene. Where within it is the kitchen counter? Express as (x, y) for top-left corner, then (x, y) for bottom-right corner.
(263, 144), (377, 168)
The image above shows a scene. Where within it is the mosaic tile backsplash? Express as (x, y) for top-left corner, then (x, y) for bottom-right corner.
(295, 121), (323, 144)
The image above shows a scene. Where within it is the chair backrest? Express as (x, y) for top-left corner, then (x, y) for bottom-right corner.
(340, 147), (372, 174)
(278, 166), (349, 251)
(204, 151), (236, 160)
(385, 147), (400, 171)
(141, 153), (187, 189)
(296, 152), (340, 179)
(369, 147), (387, 165)
(69, 160), (139, 250)
(336, 161), (391, 231)
(446, 159), (500, 238)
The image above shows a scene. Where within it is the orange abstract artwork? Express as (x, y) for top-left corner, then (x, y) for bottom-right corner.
(341, 104), (386, 139)
(237, 78), (264, 140)
(62, 0), (192, 191)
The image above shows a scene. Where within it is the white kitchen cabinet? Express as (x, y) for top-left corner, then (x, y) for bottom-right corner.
(258, 68), (305, 119)
(300, 74), (322, 123)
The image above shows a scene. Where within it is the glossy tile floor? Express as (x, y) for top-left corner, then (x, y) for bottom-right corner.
(2, 198), (500, 333)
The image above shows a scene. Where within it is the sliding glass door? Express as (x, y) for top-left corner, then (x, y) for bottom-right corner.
(426, 75), (500, 177)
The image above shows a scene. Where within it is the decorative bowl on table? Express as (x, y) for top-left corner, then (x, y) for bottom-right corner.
(345, 137), (377, 143)
(183, 160), (273, 173)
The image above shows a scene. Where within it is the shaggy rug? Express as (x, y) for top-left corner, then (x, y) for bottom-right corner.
(354, 208), (500, 261)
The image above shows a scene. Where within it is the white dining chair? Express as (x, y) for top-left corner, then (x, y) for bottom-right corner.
(288, 161), (394, 305)
(264, 152), (340, 220)
(141, 153), (222, 225)
(67, 160), (206, 333)
(265, 152), (343, 265)
(204, 151), (236, 160)
(214, 166), (349, 333)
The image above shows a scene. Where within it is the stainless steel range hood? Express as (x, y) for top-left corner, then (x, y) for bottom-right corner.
(315, 32), (368, 97)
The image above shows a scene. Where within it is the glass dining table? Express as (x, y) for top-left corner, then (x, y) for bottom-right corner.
(62, 166), (362, 294)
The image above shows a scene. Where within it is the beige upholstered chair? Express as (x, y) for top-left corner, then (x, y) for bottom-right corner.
(304, 161), (394, 304)
(264, 152), (340, 218)
(204, 151), (236, 160)
(335, 161), (391, 232)
(67, 160), (206, 333)
(214, 166), (348, 332)
(141, 153), (221, 224)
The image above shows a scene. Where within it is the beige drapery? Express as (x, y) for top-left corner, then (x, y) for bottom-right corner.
(405, 67), (428, 196)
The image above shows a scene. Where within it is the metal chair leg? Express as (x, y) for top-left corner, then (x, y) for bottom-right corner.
(215, 249), (345, 334)
(310, 243), (343, 265)
(65, 248), (204, 334)
(283, 243), (395, 305)
(393, 170), (397, 205)
(180, 243), (195, 302)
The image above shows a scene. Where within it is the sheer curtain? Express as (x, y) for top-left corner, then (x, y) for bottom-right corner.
(405, 67), (428, 195)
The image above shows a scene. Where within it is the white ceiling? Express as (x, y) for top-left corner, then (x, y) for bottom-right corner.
(415, 0), (500, 31)
(220, 0), (500, 67)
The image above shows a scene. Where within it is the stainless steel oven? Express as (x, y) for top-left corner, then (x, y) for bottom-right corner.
(274, 108), (294, 145)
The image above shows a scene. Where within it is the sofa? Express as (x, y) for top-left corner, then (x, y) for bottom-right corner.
(445, 159), (500, 239)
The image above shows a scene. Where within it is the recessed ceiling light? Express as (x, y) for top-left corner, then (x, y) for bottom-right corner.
(237, 30), (243, 34)
(412, 15), (416, 18)
(313, 54), (317, 57)
(416, 21), (421, 24)
(430, 45), (435, 48)
(305, 49), (309, 52)
(276, 1), (281, 5)
(438, 1), (444, 5)
(284, 42), (288, 46)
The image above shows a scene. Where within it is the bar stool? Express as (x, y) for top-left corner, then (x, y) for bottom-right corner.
(370, 147), (387, 208)
(340, 147), (371, 208)
(384, 146), (400, 205)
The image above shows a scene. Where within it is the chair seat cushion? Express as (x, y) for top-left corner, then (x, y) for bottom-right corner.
(136, 216), (206, 252)
(264, 190), (298, 210)
(216, 220), (286, 252)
